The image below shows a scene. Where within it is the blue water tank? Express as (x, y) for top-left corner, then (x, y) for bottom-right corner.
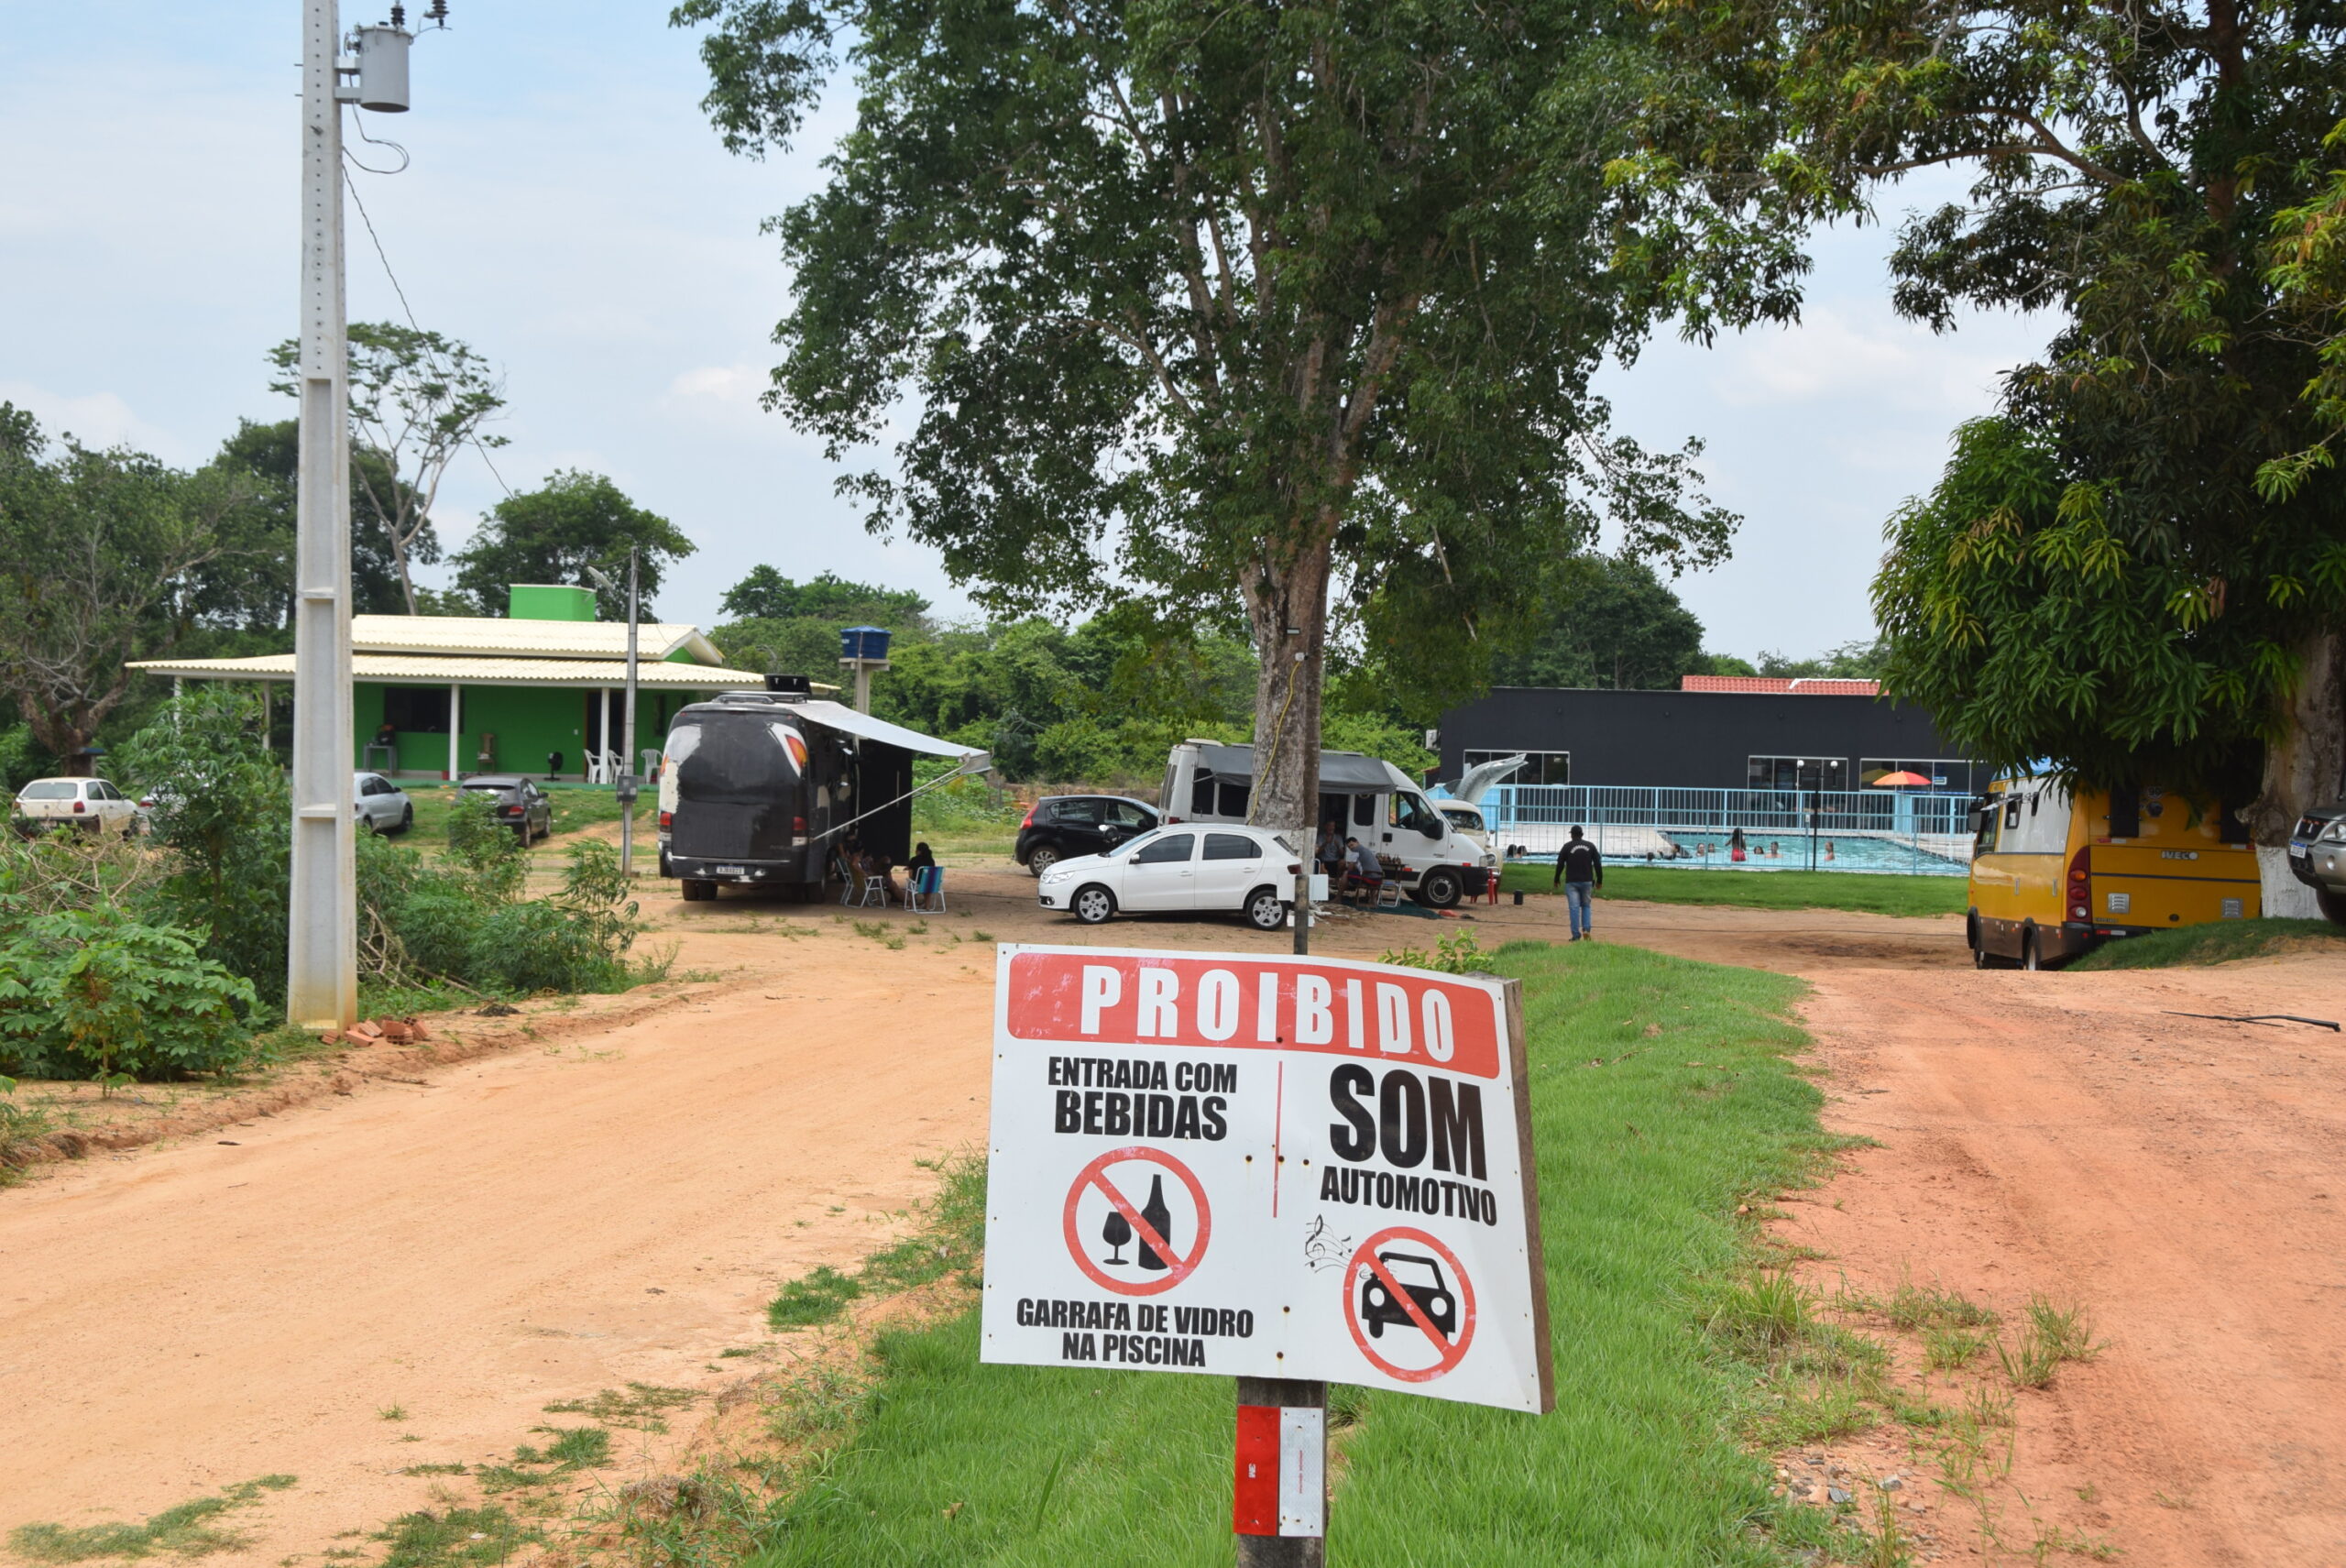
(840, 625), (893, 661)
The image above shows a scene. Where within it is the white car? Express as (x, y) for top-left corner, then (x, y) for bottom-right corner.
(354, 772), (414, 834)
(9, 777), (142, 836)
(1038, 824), (1299, 930)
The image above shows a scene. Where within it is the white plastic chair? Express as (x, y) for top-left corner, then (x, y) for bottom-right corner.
(854, 874), (889, 907)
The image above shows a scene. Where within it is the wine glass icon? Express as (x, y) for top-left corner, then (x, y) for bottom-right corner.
(1101, 1203), (1133, 1265)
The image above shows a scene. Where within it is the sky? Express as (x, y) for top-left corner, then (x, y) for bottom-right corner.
(1, 2), (2053, 663)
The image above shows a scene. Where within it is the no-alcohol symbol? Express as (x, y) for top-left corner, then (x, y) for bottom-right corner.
(1343, 1226), (1476, 1382)
(1061, 1146), (1212, 1297)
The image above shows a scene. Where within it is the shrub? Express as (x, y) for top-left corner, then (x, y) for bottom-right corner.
(117, 687), (290, 1002)
(0, 907), (258, 1083)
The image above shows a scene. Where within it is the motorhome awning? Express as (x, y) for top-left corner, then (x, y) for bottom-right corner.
(793, 700), (983, 760)
(1196, 743), (1392, 795)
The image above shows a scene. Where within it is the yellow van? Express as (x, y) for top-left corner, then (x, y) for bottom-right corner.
(1968, 779), (2260, 969)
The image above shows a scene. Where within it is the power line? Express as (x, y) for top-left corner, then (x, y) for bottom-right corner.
(342, 154), (515, 499)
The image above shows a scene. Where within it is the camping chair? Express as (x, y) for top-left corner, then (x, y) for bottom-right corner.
(1374, 882), (1404, 910)
(855, 872), (890, 907)
(907, 865), (947, 913)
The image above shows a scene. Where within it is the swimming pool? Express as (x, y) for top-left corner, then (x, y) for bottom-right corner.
(1651, 832), (1966, 875)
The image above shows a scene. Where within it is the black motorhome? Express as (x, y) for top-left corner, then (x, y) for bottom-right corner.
(656, 689), (979, 901)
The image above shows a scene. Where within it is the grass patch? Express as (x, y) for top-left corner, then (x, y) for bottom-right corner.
(766, 1158), (987, 1330)
(1498, 862), (1968, 918)
(2068, 916), (2346, 970)
(372, 1507), (541, 1568)
(731, 940), (1839, 1565)
(8, 1477), (295, 1563)
(541, 1384), (699, 1433)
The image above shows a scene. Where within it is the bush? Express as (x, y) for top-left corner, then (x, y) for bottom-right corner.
(117, 687), (290, 1001)
(0, 907), (258, 1082)
(357, 834), (642, 999)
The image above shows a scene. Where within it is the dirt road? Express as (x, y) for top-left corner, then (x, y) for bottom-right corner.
(5, 867), (2340, 1565)
(1781, 956), (2346, 1564)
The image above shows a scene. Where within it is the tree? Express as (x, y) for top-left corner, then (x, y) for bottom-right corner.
(1489, 556), (1706, 689)
(1756, 640), (1888, 681)
(0, 406), (245, 765)
(270, 322), (507, 614)
(1622, 0), (2346, 903)
(719, 566), (930, 627)
(201, 418), (431, 625)
(450, 471), (696, 619)
(1875, 417), (2272, 797)
(673, 0), (1735, 841)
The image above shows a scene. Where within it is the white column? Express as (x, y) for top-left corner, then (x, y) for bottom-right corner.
(601, 686), (613, 781)
(448, 683), (461, 780)
(286, 0), (356, 1031)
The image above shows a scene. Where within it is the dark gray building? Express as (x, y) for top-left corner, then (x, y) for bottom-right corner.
(1434, 685), (1980, 794)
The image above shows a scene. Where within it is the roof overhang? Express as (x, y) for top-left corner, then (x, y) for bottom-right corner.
(128, 653), (771, 690)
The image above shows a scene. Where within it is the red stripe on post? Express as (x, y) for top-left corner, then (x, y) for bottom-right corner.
(1233, 1403), (1279, 1536)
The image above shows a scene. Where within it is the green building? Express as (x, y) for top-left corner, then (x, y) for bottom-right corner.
(132, 585), (766, 781)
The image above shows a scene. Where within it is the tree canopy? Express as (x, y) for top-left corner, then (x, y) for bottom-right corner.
(269, 323), (507, 615)
(674, 0), (1734, 830)
(1624, 0), (2346, 855)
(1488, 556), (1706, 690)
(719, 566), (929, 627)
(0, 405), (247, 762)
(451, 471), (696, 620)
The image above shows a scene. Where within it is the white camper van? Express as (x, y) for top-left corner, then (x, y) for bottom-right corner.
(1158, 740), (1489, 908)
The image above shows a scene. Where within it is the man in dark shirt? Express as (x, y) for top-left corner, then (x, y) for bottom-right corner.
(1552, 825), (1602, 940)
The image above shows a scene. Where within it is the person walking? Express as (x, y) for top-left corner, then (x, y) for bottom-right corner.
(1552, 825), (1602, 940)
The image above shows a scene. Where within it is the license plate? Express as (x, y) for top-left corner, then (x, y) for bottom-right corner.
(2290, 844), (2310, 860)
(716, 864), (746, 876)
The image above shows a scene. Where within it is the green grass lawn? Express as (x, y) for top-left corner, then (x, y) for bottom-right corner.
(1499, 861), (1968, 919)
(741, 941), (1836, 1567)
(2068, 916), (2346, 970)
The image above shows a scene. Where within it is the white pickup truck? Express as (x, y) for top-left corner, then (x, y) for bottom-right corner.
(9, 777), (142, 836)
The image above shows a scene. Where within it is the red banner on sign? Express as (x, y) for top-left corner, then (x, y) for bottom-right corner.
(1004, 951), (1501, 1080)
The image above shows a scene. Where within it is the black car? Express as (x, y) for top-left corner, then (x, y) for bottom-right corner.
(1016, 795), (1158, 876)
(1358, 1250), (1457, 1341)
(458, 775), (554, 841)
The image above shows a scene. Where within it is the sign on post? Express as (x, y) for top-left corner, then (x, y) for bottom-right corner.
(981, 946), (1555, 1414)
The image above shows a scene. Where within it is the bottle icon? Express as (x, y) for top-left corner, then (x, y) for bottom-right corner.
(1137, 1173), (1174, 1270)
(1101, 1203), (1132, 1265)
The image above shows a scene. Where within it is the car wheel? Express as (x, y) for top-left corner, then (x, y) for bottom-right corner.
(683, 879), (715, 902)
(2319, 886), (2346, 927)
(1028, 845), (1060, 879)
(1072, 884), (1116, 925)
(398, 804), (413, 833)
(2021, 927), (2042, 971)
(1414, 867), (1464, 909)
(1244, 886), (1287, 931)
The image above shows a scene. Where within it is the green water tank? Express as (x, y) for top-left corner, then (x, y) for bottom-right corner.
(509, 584), (598, 622)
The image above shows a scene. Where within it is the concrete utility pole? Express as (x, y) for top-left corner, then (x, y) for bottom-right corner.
(287, 0), (358, 1029)
(288, 2), (424, 1026)
(621, 549), (640, 875)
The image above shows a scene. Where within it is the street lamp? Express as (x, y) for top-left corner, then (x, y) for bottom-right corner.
(585, 552), (641, 875)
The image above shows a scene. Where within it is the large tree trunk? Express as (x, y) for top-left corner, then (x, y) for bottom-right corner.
(2247, 629), (2346, 919)
(1240, 535), (1332, 851)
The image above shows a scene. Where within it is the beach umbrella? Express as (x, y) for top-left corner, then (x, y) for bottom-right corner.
(1871, 770), (1933, 787)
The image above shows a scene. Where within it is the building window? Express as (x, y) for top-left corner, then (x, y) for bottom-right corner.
(1464, 750), (1571, 785)
(1859, 757), (1978, 793)
(1748, 756), (1847, 792)
(380, 685), (452, 733)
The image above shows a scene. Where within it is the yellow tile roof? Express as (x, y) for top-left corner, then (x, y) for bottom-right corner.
(347, 614), (727, 664)
(127, 653), (772, 689)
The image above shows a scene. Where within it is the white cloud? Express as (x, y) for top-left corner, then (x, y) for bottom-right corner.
(1711, 307), (2015, 415)
(0, 381), (185, 460)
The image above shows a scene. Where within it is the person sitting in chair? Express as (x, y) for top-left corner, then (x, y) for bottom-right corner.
(1343, 836), (1385, 902)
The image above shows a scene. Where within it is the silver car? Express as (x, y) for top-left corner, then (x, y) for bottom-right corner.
(355, 772), (414, 834)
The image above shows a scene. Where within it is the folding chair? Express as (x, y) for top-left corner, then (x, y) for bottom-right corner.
(907, 865), (947, 913)
(854, 874), (890, 907)
(1373, 882), (1404, 909)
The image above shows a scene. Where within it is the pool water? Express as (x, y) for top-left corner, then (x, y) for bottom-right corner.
(1651, 833), (1966, 875)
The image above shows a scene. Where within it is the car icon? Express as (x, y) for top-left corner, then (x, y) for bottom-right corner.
(1358, 1250), (1456, 1341)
